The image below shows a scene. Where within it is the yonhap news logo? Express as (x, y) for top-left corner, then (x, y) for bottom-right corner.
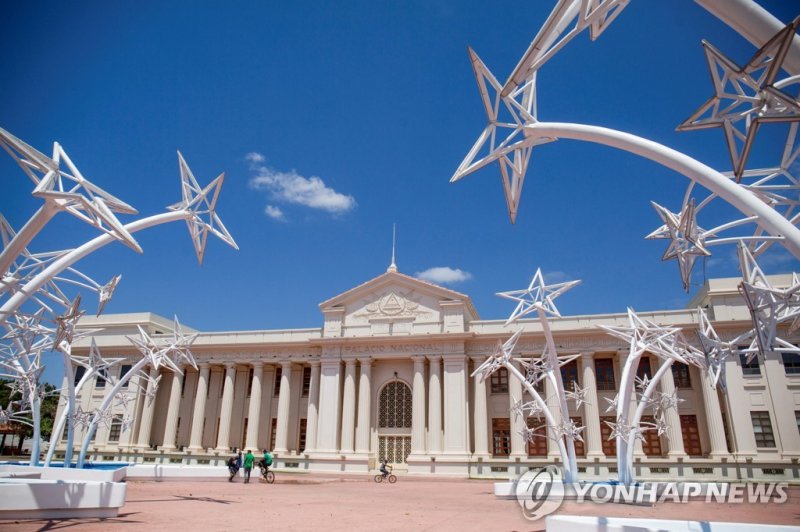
(514, 466), (789, 521)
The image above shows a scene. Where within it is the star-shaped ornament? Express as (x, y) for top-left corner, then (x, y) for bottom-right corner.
(96, 274), (121, 316)
(646, 200), (710, 292)
(566, 382), (590, 410)
(471, 329), (524, 382)
(497, 268), (581, 325)
(677, 17), (800, 181)
(168, 152), (238, 264)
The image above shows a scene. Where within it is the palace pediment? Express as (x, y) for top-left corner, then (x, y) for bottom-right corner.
(318, 270), (478, 338)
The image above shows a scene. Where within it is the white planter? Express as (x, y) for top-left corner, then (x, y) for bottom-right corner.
(0, 478), (127, 519)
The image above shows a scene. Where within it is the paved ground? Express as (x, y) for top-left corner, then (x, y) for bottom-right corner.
(2, 475), (799, 531)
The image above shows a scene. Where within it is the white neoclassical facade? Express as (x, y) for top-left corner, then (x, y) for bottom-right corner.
(57, 265), (800, 480)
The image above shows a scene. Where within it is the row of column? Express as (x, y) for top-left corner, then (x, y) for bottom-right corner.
(135, 360), (321, 453)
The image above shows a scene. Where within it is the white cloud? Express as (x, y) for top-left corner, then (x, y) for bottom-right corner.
(415, 267), (472, 284)
(247, 157), (356, 214)
(264, 205), (286, 221)
(245, 152), (265, 163)
(543, 270), (572, 284)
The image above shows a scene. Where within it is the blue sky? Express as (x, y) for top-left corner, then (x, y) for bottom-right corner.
(1, 1), (798, 385)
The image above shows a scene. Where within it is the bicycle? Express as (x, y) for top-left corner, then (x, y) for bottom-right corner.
(259, 462), (275, 484)
(374, 465), (396, 484)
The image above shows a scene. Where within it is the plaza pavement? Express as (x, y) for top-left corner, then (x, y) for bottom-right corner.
(1, 474), (798, 531)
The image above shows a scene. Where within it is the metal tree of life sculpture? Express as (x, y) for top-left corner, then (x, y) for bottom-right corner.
(452, 1), (800, 485)
(473, 269), (586, 483)
(0, 127), (237, 467)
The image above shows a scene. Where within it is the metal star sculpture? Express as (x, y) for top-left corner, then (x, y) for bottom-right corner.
(497, 268), (581, 324)
(167, 152), (239, 264)
(738, 243), (800, 356)
(566, 381), (590, 409)
(70, 406), (93, 429)
(554, 418), (585, 443)
(53, 295), (84, 349)
(599, 308), (681, 360)
(646, 199), (711, 292)
(501, 0), (630, 96)
(697, 308), (753, 390)
(471, 329), (524, 382)
(450, 49), (549, 223)
(96, 274), (121, 316)
(677, 17), (800, 181)
(71, 338), (123, 377)
(0, 127), (141, 253)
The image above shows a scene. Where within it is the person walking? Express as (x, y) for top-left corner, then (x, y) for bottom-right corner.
(243, 450), (255, 484)
(227, 454), (238, 482)
(235, 451), (242, 475)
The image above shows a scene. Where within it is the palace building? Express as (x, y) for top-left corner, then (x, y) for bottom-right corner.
(57, 264), (800, 481)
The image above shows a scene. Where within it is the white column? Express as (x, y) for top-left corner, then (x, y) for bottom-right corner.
(427, 355), (442, 453)
(443, 355), (469, 455)
(700, 371), (729, 458)
(215, 363), (237, 451)
(340, 358), (357, 454)
(274, 361), (293, 454)
(471, 357), (489, 456)
(245, 361), (264, 452)
(189, 363), (209, 451)
(136, 366), (159, 450)
(580, 352), (603, 459)
(660, 360), (686, 457)
(621, 350), (644, 457)
(411, 356), (427, 455)
(304, 361), (321, 453)
(315, 359), (342, 453)
(509, 366), (526, 457)
(355, 358), (372, 454)
(160, 368), (183, 451)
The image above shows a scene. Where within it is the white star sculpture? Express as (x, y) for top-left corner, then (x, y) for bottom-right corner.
(471, 329), (524, 382)
(96, 274), (122, 316)
(497, 268), (581, 325)
(70, 406), (93, 428)
(127, 317), (197, 375)
(599, 308), (681, 360)
(501, 0), (630, 96)
(737, 243), (800, 356)
(566, 381), (590, 410)
(450, 48), (549, 223)
(605, 420), (636, 442)
(677, 17), (800, 181)
(603, 395), (618, 414)
(646, 199), (710, 292)
(167, 152), (239, 264)
(697, 308), (753, 390)
(54, 295), (84, 349)
(511, 396), (544, 421)
(0, 127), (142, 252)
(71, 338), (123, 377)
(555, 418), (585, 443)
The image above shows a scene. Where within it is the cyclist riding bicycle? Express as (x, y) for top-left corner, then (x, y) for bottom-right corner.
(379, 459), (391, 479)
(259, 449), (273, 475)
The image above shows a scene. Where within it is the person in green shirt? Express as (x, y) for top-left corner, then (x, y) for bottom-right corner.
(243, 450), (255, 484)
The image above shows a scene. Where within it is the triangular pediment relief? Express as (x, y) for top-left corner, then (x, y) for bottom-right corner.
(319, 270), (479, 326)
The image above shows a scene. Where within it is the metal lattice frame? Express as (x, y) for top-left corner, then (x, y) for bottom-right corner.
(0, 129), (237, 467)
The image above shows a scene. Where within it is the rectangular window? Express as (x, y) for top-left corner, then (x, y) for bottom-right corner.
(636, 357), (652, 380)
(73, 366), (86, 387)
(270, 418), (278, 450)
(526, 418), (547, 457)
(247, 368), (254, 397)
(242, 418), (248, 450)
(274, 368), (282, 397)
(600, 416), (616, 456)
(796, 411), (800, 435)
(299, 418), (307, 451)
(671, 363), (692, 388)
(492, 418), (511, 456)
(175, 418), (181, 447)
(95, 367), (108, 389)
(119, 365), (132, 388)
(302, 367), (311, 397)
(490, 368), (509, 394)
(560, 360), (580, 388)
(681, 414), (702, 456)
(641, 415), (662, 456)
(595, 359), (615, 391)
(782, 353), (800, 375)
(751, 411), (776, 448)
(181, 372), (188, 397)
(740, 354), (761, 376)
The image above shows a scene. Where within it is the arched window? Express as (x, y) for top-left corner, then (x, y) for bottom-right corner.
(378, 381), (412, 428)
